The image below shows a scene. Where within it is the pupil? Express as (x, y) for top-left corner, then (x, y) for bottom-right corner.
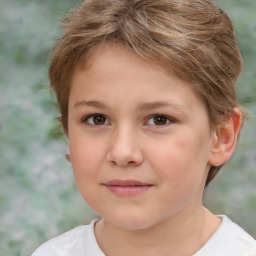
(93, 116), (105, 125)
(154, 116), (167, 125)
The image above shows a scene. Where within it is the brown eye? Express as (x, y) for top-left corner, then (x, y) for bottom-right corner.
(85, 114), (109, 125)
(147, 115), (171, 126)
(93, 115), (106, 125)
(153, 116), (168, 125)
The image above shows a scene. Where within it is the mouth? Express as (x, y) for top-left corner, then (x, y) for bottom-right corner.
(102, 180), (153, 197)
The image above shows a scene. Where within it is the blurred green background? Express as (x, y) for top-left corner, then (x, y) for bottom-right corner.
(0, 0), (255, 255)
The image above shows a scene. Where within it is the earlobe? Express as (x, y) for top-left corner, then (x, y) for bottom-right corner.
(64, 131), (71, 163)
(66, 153), (71, 162)
(208, 108), (242, 167)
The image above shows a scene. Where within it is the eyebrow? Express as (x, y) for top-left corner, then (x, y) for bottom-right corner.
(73, 100), (187, 112)
(73, 100), (109, 109)
(136, 101), (186, 111)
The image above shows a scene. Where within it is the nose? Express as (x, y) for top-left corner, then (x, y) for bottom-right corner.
(106, 127), (144, 167)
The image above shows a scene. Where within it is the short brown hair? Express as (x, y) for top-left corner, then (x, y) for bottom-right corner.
(49, 0), (245, 185)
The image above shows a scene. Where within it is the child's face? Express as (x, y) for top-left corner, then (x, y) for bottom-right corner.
(68, 44), (216, 230)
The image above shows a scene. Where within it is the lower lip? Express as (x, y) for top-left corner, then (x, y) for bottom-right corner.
(104, 185), (152, 196)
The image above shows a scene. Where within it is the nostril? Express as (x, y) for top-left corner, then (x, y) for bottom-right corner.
(107, 153), (143, 167)
(110, 159), (136, 167)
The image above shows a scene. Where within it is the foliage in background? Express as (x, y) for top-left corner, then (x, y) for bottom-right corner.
(205, 0), (256, 235)
(0, 0), (255, 255)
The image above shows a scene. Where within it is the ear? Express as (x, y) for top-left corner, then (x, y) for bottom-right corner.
(208, 108), (242, 167)
(64, 133), (72, 163)
(66, 154), (71, 162)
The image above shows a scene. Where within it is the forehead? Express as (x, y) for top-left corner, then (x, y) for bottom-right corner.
(72, 44), (187, 95)
(74, 44), (187, 96)
(70, 44), (209, 123)
(78, 43), (176, 80)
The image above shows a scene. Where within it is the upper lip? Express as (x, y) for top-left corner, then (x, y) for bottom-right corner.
(103, 180), (153, 186)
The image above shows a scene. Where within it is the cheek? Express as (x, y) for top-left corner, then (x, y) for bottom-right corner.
(69, 138), (104, 211)
(69, 136), (104, 183)
(151, 140), (207, 212)
(148, 134), (208, 187)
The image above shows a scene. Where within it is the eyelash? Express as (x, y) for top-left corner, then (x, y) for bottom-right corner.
(82, 113), (110, 126)
(147, 114), (175, 126)
(82, 113), (175, 127)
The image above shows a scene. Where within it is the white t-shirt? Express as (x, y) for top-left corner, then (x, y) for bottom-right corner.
(32, 216), (256, 256)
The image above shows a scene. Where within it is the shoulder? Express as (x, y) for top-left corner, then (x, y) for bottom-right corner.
(31, 220), (99, 256)
(195, 215), (256, 256)
(221, 215), (256, 247)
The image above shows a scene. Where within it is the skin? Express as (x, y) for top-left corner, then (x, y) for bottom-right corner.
(67, 44), (242, 256)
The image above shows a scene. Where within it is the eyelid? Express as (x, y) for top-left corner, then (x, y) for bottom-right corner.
(82, 113), (110, 126)
(81, 113), (176, 127)
(145, 114), (176, 126)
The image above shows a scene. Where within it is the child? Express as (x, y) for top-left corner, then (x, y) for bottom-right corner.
(32, 0), (256, 255)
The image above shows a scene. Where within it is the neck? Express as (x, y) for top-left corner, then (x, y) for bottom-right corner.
(95, 206), (221, 256)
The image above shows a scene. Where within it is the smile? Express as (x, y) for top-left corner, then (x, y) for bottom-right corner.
(102, 180), (153, 197)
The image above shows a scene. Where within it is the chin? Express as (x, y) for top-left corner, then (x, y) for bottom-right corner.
(103, 212), (158, 231)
